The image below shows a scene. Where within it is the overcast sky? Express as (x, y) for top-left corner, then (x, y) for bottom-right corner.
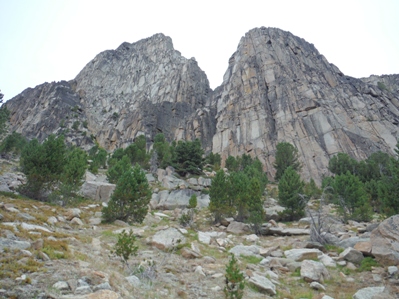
(1, 0), (398, 102)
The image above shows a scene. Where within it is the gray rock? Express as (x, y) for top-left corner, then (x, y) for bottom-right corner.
(16, 213), (36, 221)
(247, 274), (276, 295)
(74, 286), (92, 295)
(53, 281), (70, 291)
(226, 221), (251, 234)
(339, 247), (364, 264)
(125, 275), (141, 287)
(300, 260), (330, 282)
(229, 245), (262, 258)
(93, 282), (111, 292)
(0, 238), (31, 251)
(370, 214), (399, 266)
(338, 237), (361, 249)
(352, 286), (385, 299)
(284, 248), (323, 261)
(309, 281), (326, 291)
(80, 181), (115, 202)
(388, 265), (398, 275)
(149, 227), (186, 250)
(152, 189), (209, 210)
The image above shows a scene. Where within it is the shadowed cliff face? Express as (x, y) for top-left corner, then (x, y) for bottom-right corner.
(211, 27), (399, 181)
(5, 28), (399, 181)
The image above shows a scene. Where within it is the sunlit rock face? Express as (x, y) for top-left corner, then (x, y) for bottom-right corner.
(6, 28), (399, 181)
(211, 27), (399, 181)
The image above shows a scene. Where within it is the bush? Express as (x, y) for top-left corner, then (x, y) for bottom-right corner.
(224, 254), (245, 299)
(188, 194), (197, 209)
(106, 155), (131, 184)
(111, 229), (138, 268)
(102, 165), (152, 224)
(0, 131), (27, 157)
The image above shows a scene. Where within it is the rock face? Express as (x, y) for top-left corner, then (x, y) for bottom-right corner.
(211, 27), (399, 181)
(6, 28), (399, 180)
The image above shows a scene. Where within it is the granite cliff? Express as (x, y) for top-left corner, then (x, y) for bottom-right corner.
(5, 28), (399, 181)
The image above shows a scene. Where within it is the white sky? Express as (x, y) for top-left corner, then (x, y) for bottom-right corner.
(1, 0), (398, 102)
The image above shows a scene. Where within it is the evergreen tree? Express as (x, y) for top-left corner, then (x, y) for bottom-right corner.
(247, 177), (264, 234)
(61, 147), (88, 187)
(225, 156), (239, 172)
(102, 165), (151, 224)
(209, 169), (232, 223)
(274, 142), (301, 181)
(153, 133), (172, 168)
(378, 157), (399, 216)
(106, 155), (131, 184)
(333, 171), (372, 222)
(0, 131), (27, 157)
(278, 166), (305, 220)
(224, 254), (245, 299)
(303, 178), (322, 199)
(228, 171), (250, 222)
(173, 139), (204, 176)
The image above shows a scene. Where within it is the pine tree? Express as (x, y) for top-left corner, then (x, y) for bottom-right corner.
(224, 254), (245, 299)
(106, 155), (131, 184)
(173, 139), (204, 176)
(247, 177), (264, 234)
(274, 142), (301, 181)
(209, 169), (232, 223)
(61, 147), (88, 187)
(102, 165), (152, 224)
(278, 166), (305, 220)
(333, 171), (372, 222)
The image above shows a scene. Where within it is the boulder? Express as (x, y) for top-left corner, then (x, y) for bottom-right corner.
(370, 214), (399, 266)
(0, 238), (31, 251)
(300, 260), (330, 283)
(152, 189), (209, 210)
(352, 286), (385, 299)
(198, 231), (226, 245)
(226, 221), (251, 234)
(148, 227), (186, 251)
(80, 181), (116, 202)
(284, 248), (323, 261)
(339, 247), (364, 264)
(247, 274), (276, 295)
(354, 241), (373, 256)
(229, 245), (262, 258)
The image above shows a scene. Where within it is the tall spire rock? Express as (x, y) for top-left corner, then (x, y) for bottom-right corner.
(211, 27), (399, 180)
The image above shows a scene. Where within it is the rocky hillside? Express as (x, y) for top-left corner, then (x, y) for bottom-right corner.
(5, 27), (399, 181)
(1, 159), (399, 299)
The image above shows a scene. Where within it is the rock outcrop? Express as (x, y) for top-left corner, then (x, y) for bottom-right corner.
(5, 28), (399, 181)
(211, 27), (399, 181)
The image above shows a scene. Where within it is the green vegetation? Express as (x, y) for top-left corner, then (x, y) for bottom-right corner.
(278, 166), (305, 221)
(102, 164), (151, 224)
(88, 144), (107, 174)
(0, 131), (27, 157)
(19, 134), (88, 201)
(209, 154), (267, 231)
(274, 142), (301, 181)
(111, 229), (138, 268)
(358, 257), (379, 272)
(224, 254), (245, 299)
(0, 90), (9, 138)
(172, 138), (204, 176)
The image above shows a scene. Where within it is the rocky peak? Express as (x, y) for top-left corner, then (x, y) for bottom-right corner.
(212, 27), (399, 181)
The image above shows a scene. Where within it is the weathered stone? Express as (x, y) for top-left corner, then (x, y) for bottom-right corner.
(339, 247), (364, 264)
(226, 221), (250, 234)
(181, 247), (201, 259)
(53, 281), (70, 291)
(284, 248), (323, 261)
(125, 275), (141, 287)
(80, 181), (115, 202)
(65, 208), (81, 221)
(354, 241), (373, 256)
(247, 274), (276, 295)
(370, 215), (399, 266)
(0, 238), (31, 251)
(300, 260), (330, 282)
(198, 231), (226, 245)
(309, 281), (326, 291)
(229, 245), (262, 258)
(149, 227), (186, 251)
(352, 286), (385, 299)
(152, 189), (209, 210)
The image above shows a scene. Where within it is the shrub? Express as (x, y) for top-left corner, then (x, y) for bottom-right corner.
(172, 139), (204, 176)
(102, 165), (151, 224)
(188, 194), (197, 209)
(0, 131), (27, 157)
(106, 155), (131, 184)
(224, 254), (245, 299)
(111, 229), (138, 268)
(72, 121), (80, 131)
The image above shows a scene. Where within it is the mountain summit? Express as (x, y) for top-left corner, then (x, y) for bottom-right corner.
(5, 27), (399, 181)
